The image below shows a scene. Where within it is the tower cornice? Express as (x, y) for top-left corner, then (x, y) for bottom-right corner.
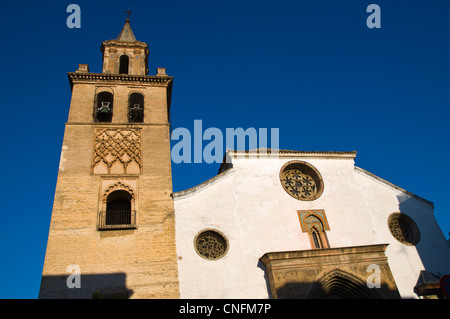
(101, 39), (149, 51)
(68, 72), (173, 89)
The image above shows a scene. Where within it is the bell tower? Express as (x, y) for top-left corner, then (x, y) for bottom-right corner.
(101, 18), (149, 76)
(39, 16), (179, 298)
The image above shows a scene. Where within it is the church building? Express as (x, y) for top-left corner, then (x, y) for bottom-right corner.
(39, 17), (450, 299)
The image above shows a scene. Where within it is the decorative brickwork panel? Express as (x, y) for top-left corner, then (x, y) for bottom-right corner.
(92, 128), (142, 175)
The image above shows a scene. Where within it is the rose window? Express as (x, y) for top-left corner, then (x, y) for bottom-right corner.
(195, 230), (228, 260)
(388, 213), (420, 246)
(280, 161), (324, 201)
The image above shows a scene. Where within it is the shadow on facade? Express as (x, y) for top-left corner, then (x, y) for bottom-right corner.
(260, 271), (401, 299)
(396, 194), (450, 273)
(396, 194), (450, 298)
(39, 272), (133, 299)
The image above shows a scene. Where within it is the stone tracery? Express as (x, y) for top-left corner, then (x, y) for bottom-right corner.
(280, 161), (324, 201)
(195, 230), (228, 260)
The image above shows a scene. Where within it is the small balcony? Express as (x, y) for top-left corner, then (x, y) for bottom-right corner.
(98, 210), (137, 230)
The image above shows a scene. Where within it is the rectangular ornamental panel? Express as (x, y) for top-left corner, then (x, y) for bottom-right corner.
(92, 128), (142, 175)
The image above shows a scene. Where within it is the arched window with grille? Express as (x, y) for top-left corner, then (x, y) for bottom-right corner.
(128, 92), (144, 123)
(98, 189), (136, 230)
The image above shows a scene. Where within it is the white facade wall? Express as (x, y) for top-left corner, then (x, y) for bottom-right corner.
(174, 152), (450, 299)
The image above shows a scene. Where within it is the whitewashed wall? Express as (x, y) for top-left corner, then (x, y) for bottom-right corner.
(174, 152), (450, 299)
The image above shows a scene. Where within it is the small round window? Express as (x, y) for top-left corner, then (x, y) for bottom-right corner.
(194, 229), (229, 260)
(388, 213), (420, 246)
(280, 161), (324, 201)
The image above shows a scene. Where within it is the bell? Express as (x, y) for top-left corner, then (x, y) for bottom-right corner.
(99, 102), (111, 113)
(129, 104), (143, 122)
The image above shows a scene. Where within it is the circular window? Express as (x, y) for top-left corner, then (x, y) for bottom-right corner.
(194, 229), (229, 260)
(388, 213), (420, 246)
(280, 161), (324, 201)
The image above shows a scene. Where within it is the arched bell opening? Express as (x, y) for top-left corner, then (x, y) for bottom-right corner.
(119, 55), (129, 74)
(128, 92), (144, 123)
(95, 92), (114, 122)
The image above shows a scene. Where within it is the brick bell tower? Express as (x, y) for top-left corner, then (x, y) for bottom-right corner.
(39, 16), (179, 298)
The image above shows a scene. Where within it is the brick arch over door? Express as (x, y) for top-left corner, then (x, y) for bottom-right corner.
(306, 269), (381, 299)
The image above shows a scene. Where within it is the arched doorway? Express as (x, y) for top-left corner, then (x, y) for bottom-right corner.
(307, 269), (380, 299)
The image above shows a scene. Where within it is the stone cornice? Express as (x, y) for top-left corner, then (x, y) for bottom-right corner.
(101, 39), (148, 49)
(227, 148), (357, 159)
(259, 244), (391, 284)
(68, 72), (173, 89)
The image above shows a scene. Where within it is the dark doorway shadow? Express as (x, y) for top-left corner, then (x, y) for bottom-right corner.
(39, 272), (133, 299)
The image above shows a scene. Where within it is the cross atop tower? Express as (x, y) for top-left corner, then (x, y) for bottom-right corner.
(125, 7), (133, 21)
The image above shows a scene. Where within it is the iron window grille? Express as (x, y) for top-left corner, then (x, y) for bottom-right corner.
(98, 210), (137, 230)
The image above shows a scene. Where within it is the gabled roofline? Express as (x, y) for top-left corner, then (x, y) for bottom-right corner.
(173, 167), (235, 200)
(355, 166), (433, 208)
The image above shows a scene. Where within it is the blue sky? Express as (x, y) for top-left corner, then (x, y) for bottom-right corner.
(0, 0), (449, 298)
